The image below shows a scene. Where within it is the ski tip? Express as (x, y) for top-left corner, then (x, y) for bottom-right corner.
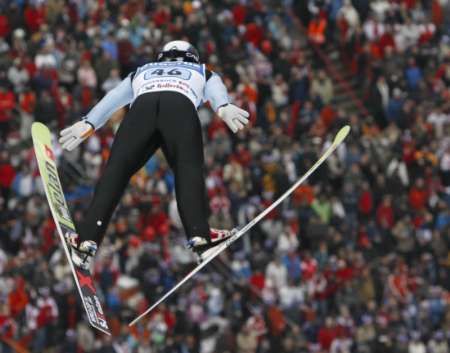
(334, 125), (351, 145)
(31, 122), (50, 138)
(31, 121), (47, 131)
(128, 314), (145, 327)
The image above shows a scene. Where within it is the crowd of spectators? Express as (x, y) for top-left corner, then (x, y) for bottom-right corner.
(1, 0), (450, 353)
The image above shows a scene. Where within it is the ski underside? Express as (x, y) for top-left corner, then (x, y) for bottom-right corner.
(32, 122), (110, 335)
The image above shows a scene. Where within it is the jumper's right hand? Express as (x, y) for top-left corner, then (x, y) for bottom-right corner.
(59, 120), (94, 151)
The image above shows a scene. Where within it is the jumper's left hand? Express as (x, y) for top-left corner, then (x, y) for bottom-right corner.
(217, 104), (249, 133)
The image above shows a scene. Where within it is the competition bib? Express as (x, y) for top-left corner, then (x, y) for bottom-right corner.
(131, 62), (206, 108)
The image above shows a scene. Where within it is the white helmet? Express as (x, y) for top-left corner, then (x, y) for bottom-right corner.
(157, 40), (200, 63)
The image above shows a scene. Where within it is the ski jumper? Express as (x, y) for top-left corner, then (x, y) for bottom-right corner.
(77, 61), (229, 246)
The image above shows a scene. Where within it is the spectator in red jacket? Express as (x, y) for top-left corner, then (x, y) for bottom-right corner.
(318, 317), (339, 350)
(0, 85), (16, 138)
(0, 151), (15, 210)
(378, 25), (396, 56)
(358, 182), (373, 218)
(232, 4), (247, 25)
(376, 195), (395, 228)
(409, 178), (429, 211)
(245, 22), (264, 47)
(0, 14), (10, 38)
(24, 3), (46, 32)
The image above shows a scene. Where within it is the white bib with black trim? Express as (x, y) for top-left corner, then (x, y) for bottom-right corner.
(131, 62), (206, 108)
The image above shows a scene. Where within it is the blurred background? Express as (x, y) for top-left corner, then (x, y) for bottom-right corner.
(1, 0), (450, 352)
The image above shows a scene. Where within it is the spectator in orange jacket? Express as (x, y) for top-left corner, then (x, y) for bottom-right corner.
(308, 14), (327, 46)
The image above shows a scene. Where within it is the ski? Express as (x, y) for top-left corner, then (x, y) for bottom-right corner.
(31, 122), (110, 335)
(129, 125), (351, 326)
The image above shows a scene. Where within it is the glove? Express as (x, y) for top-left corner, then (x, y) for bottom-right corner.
(59, 120), (94, 151)
(217, 104), (249, 133)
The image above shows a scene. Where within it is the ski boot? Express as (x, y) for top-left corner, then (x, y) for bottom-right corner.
(187, 228), (237, 263)
(65, 232), (97, 270)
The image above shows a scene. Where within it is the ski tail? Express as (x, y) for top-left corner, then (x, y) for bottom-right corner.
(31, 122), (110, 335)
(129, 125), (351, 326)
